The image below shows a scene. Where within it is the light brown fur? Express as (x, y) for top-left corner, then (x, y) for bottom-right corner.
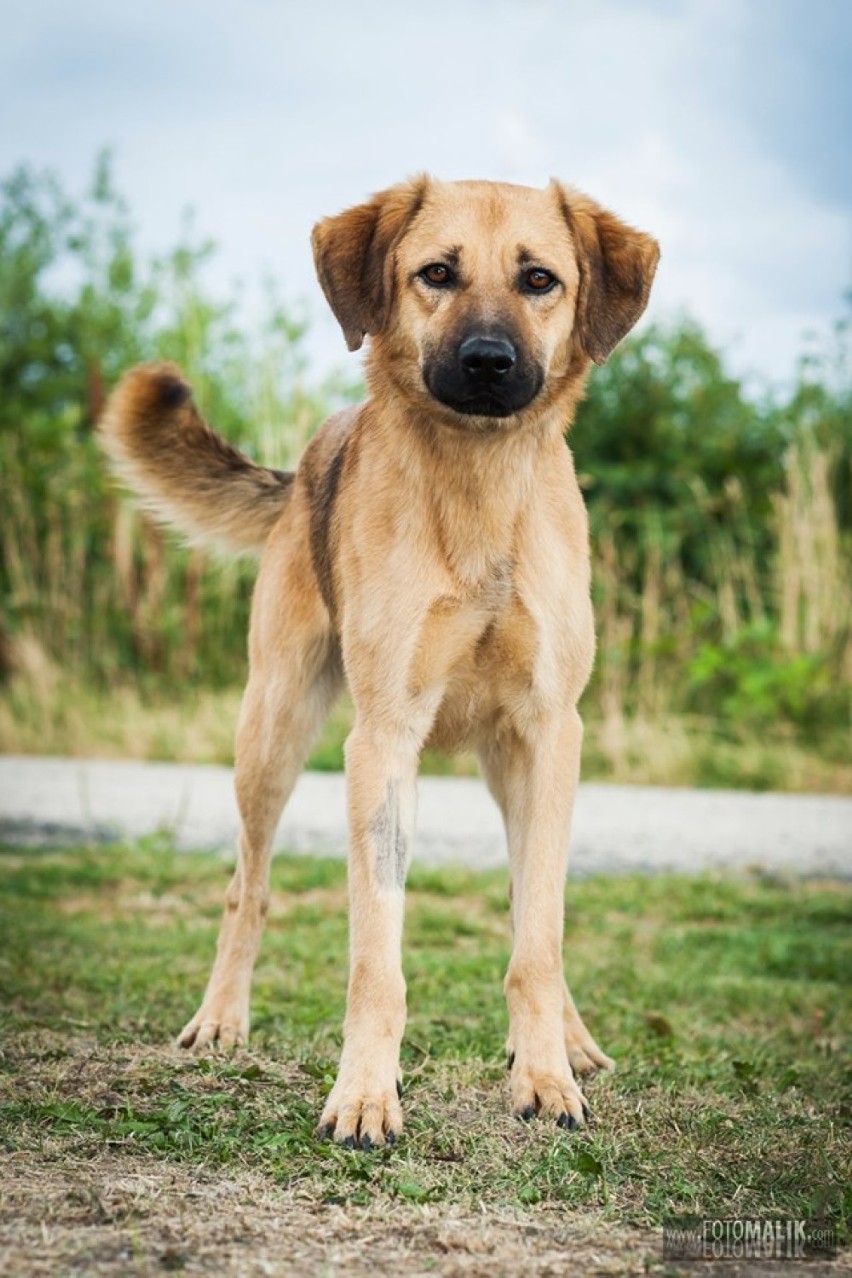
(99, 176), (659, 1147)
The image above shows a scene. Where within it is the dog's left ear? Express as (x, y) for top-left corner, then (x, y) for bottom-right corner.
(311, 177), (429, 352)
(553, 183), (660, 365)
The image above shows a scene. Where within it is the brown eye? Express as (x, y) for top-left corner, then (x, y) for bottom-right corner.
(420, 263), (454, 287)
(523, 267), (557, 293)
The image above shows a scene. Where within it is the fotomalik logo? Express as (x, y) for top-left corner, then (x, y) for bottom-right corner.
(663, 1218), (838, 1261)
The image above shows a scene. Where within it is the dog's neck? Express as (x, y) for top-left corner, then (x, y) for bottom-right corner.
(371, 393), (580, 588)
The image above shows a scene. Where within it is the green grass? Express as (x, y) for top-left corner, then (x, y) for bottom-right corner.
(1, 840), (850, 1240)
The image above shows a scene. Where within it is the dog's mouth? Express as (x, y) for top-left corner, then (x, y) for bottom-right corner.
(421, 364), (544, 422)
(445, 391), (521, 419)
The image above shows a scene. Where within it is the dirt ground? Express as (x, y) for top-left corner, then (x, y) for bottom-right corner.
(1, 1147), (663, 1277)
(3, 1146), (850, 1277)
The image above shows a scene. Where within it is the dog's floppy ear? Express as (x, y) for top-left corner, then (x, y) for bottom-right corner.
(553, 183), (660, 365)
(311, 177), (429, 352)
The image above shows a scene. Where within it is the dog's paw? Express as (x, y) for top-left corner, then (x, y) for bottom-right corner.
(177, 1004), (248, 1050)
(509, 1055), (591, 1130)
(316, 1073), (403, 1149)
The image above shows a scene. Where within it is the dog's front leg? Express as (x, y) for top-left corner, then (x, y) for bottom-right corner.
(317, 719), (418, 1148)
(499, 708), (592, 1128)
(481, 722), (613, 1081)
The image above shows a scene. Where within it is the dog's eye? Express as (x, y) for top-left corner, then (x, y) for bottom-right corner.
(523, 268), (557, 293)
(420, 263), (455, 288)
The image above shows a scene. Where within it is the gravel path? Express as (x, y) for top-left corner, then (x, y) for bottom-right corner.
(1, 755), (849, 877)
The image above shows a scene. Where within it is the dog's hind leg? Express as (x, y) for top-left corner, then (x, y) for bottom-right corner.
(178, 548), (340, 1050)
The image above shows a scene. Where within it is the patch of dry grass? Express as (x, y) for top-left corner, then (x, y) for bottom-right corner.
(0, 1138), (660, 1277)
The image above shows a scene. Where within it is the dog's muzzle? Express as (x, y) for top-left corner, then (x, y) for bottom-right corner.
(423, 330), (543, 419)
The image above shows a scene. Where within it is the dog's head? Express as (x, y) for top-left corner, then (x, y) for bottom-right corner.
(312, 177), (659, 428)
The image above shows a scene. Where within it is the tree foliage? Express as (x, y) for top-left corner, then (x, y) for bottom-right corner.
(572, 313), (851, 577)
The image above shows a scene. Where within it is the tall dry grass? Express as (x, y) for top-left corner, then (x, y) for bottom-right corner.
(776, 445), (845, 658)
(588, 438), (850, 786)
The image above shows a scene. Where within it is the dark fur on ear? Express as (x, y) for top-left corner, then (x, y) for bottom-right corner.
(311, 177), (429, 352)
(554, 183), (660, 365)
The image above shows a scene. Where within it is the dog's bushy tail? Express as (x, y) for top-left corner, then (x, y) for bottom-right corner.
(99, 363), (294, 554)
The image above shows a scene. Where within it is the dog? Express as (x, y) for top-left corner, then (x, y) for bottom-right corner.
(100, 176), (659, 1148)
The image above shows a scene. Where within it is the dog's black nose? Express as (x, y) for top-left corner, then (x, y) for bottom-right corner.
(459, 335), (517, 381)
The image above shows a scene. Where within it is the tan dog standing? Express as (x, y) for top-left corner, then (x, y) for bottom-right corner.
(100, 177), (659, 1148)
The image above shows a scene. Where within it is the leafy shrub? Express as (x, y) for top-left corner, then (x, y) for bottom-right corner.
(686, 623), (846, 737)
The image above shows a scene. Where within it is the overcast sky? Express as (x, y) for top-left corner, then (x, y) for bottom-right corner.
(2, 0), (850, 391)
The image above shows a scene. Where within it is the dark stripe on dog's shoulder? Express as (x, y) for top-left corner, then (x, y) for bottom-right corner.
(309, 437), (348, 619)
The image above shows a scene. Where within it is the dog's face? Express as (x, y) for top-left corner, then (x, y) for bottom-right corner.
(312, 178), (659, 429)
(394, 182), (574, 420)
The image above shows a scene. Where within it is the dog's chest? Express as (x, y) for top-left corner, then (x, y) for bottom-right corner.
(425, 565), (558, 752)
(464, 555), (514, 614)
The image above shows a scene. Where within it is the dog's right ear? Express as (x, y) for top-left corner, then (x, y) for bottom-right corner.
(311, 177), (428, 352)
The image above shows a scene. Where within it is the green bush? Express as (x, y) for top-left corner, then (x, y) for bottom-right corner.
(686, 623), (846, 737)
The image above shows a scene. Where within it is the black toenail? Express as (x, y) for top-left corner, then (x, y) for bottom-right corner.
(582, 1103), (592, 1123)
(386, 1130), (396, 1146)
(507, 1052), (515, 1071)
(360, 1134), (373, 1151)
(396, 1079), (403, 1099)
(519, 1105), (536, 1122)
(556, 1112), (579, 1130)
(342, 1135), (356, 1149)
(316, 1123), (334, 1141)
